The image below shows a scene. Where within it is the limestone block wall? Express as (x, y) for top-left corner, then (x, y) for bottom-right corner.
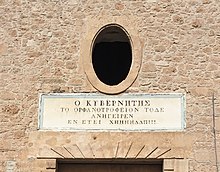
(0, 0), (220, 171)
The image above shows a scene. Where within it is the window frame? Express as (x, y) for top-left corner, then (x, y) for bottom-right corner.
(82, 22), (142, 94)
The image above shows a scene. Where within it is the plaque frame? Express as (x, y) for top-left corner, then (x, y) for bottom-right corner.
(38, 93), (186, 131)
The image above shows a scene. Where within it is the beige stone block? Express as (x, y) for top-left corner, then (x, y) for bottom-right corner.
(96, 143), (115, 159)
(191, 19), (203, 28)
(159, 76), (172, 83)
(172, 15), (184, 25)
(43, 78), (66, 84)
(66, 61), (77, 70)
(213, 71), (220, 79)
(195, 150), (213, 163)
(174, 159), (188, 172)
(88, 142), (105, 158)
(206, 63), (218, 71)
(46, 159), (56, 169)
(115, 2), (124, 10)
(189, 87), (212, 96)
(45, 137), (57, 147)
(154, 45), (166, 52)
(0, 43), (7, 55)
(215, 117), (220, 131)
(0, 92), (16, 100)
(141, 72), (157, 78)
(68, 78), (84, 86)
(1, 104), (20, 115)
(164, 159), (174, 171)
(27, 51), (42, 58)
(0, 139), (11, 150)
(162, 66), (177, 74)
(203, 47), (213, 54)
(202, 0), (211, 4)
(155, 61), (169, 67)
(142, 63), (157, 72)
(171, 134), (194, 148)
(14, 130), (25, 139)
(217, 150), (220, 167)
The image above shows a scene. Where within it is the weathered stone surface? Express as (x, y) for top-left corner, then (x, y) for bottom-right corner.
(142, 63), (157, 72)
(2, 104), (20, 115)
(154, 45), (166, 52)
(189, 87), (213, 97)
(45, 137), (57, 147)
(0, 0), (220, 171)
(0, 92), (16, 101)
(115, 3), (124, 11)
(215, 117), (220, 131)
(0, 43), (7, 55)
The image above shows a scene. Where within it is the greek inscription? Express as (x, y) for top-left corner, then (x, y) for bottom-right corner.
(82, 120), (101, 125)
(85, 100), (150, 106)
(109, 119), (156, 125)
(145, 107), (164, 113)
(40, 94), (184, 130)
(68, 120), (78, 124)
(74, 100), (80, 106)
(61, 107), (69, 112)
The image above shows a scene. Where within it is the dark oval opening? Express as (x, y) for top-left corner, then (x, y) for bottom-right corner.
(92, 25), (132, 86)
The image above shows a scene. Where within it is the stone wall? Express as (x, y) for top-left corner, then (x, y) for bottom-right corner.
(0, 0), (220, 171)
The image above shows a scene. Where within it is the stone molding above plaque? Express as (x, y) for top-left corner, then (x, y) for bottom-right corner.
(38, 93), (186, 131)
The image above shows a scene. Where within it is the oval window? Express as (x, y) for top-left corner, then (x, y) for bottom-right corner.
(83, 23), (141, 94)
(92, 25), (132, 86)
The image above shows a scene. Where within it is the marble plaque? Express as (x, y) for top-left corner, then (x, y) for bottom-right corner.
(38, 93), (185, 131)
